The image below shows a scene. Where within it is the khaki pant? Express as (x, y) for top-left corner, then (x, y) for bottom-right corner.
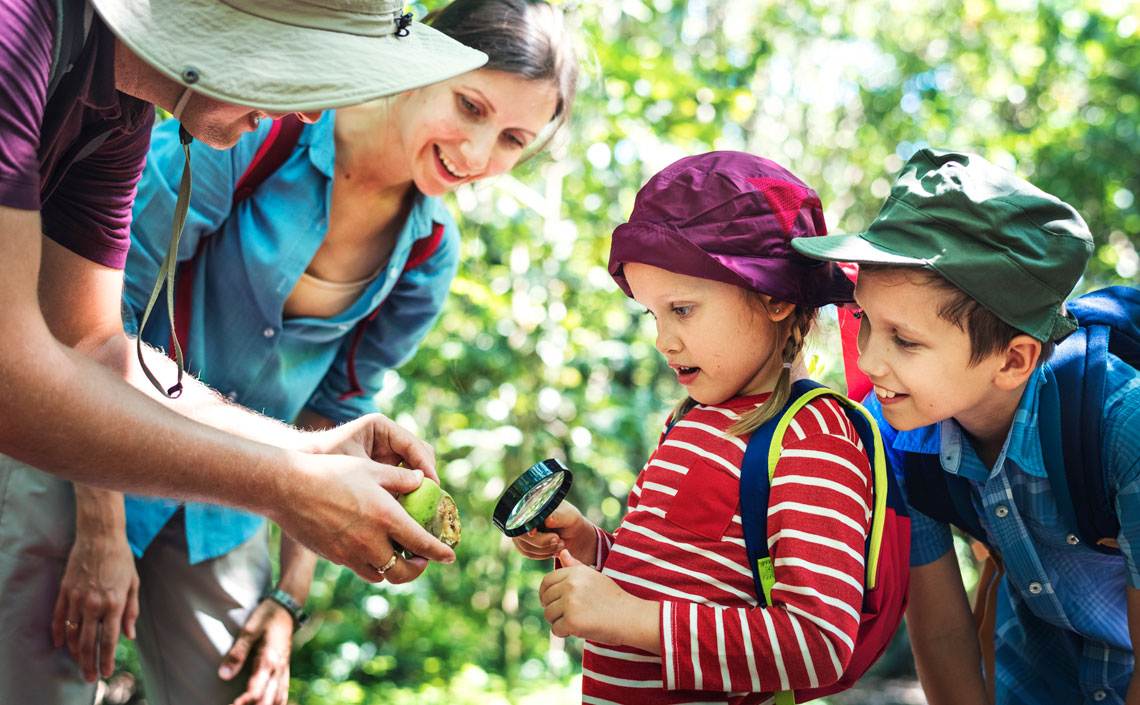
(0, 456), (97, 704)
(134, 513), (271, 705)
(0, 456), (272, 705)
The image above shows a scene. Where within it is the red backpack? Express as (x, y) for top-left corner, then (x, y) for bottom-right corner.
(167, 116), (444, 401)
(739, 380), (910, 702)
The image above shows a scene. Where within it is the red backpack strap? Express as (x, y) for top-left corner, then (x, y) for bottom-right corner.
(167, 116), (306, 361)
(837, 262), (872, 402)
(233, 115), (305, 205)
(338, 221), (446, 401)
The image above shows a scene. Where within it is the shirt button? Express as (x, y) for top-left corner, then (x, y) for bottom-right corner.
(994, 505), (1009, 518)
(1066, 533), (1080, 545)
(1093, 690), (1107, 701)
(1028, 582), (1043, 595)
(263, 327), (276, 338)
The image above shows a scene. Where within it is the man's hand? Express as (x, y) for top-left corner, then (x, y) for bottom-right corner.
(50, 488), (139, 682)
(219, 599), (294, 705)
(273, 455), (454, 583)
(513, 502), (597, 564)
(539, 550), (660, 652)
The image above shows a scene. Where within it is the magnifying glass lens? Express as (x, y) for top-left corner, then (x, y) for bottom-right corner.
(505, 473), (565, 530)
(493, 459), (574, 536)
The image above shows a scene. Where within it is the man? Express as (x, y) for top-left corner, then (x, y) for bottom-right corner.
(0, 0), (484, 699)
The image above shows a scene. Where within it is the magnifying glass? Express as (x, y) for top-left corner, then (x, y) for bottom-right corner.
(493, 459), (573, 537)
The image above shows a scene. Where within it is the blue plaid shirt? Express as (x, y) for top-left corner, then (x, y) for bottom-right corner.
(870, 354), (1140, 704)
(120, 114), (460, 564)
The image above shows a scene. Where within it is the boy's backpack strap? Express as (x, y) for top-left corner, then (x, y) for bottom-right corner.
(1042, 286), (1140, 554)
(901, 451), (989, 549)
(167, 116), (305, 364)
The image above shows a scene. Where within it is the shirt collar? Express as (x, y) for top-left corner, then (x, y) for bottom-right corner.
(304, 112), (337, 177)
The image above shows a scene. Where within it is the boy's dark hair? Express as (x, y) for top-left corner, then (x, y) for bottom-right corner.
(863, 265), (1055, 366)
(426, 0), (579, 157)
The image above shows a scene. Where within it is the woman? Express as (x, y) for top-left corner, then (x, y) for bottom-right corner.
(52, 1), (578, 703)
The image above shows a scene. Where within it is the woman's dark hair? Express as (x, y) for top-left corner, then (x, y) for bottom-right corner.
(426, 0), (578, 151)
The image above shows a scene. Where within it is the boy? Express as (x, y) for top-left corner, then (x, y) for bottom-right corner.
(792, 148), (1140, 704)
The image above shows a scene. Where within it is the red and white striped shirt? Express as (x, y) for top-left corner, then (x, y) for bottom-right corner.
(583, 392), (873, 705)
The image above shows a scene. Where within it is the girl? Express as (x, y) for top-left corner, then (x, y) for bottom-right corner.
(515, 152), (877, 704)
(53, 1), (578, 704)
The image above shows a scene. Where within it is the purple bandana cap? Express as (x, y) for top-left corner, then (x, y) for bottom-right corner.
(608, 151), (855, 307)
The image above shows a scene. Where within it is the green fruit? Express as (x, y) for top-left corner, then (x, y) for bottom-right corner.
(398, 478), (461, 548)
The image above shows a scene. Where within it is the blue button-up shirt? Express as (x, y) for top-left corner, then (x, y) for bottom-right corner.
(871, 355), (1140, 704)
(120, 114), (460, 564)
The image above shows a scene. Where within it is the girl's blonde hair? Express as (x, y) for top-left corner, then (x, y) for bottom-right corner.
(668, 301), (819, 438)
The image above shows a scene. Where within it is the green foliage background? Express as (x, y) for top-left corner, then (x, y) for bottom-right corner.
(111, 0), (1140, 703)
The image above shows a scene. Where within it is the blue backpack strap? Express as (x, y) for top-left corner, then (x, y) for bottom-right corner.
(901, 450), (989, 549)
(739, 381), (895, 705)
(739, 382), (817, 607)
(1045, 286), (1140, 554)
(740, 380), (894, 601)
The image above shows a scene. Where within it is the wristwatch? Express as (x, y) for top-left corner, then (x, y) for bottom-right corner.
(264, 588), (309, 630)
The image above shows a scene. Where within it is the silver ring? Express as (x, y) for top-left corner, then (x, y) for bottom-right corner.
(374, 554), (399, 574)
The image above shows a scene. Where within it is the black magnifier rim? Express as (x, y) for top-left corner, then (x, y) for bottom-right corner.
(493, 458), (573, 537)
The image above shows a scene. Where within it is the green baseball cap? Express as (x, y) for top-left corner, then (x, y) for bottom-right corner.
(791, 148), (1093, 342)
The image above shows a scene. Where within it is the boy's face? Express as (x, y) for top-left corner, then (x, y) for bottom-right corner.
(854, 269), (1011, 433)
(624, 263), (788, 406)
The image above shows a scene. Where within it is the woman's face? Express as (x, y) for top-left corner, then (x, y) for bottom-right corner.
(396, 69), (560, 196)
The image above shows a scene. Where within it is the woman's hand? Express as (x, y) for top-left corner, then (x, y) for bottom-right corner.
(51, 487), (140, 682)
(539, 550), (661, 653)
(219, 599), (295, 705)
(512, 502), (597, 564)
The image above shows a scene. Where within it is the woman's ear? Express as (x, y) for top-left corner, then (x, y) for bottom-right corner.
(993, 334), (1042, 390)
(760, 295), (794, 323)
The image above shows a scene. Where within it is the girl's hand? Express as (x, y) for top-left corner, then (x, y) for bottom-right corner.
(512, 502), (597, 563)
(539, 550), (661, 652)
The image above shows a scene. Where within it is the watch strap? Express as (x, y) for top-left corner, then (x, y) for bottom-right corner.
(264, 588), (309, 630)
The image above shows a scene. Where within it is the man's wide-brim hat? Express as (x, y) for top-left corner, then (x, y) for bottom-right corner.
(609, 151), (854, 307)
(90, 0), (488, 112)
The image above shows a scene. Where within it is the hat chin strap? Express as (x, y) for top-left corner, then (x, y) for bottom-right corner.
(172, 86), (194, 121)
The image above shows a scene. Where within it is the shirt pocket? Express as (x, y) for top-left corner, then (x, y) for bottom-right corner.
(664, 459), (740, 541)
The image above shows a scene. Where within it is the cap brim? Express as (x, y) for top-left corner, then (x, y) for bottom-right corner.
(92, 0), (488, 112)
(791, 232), (930, 267)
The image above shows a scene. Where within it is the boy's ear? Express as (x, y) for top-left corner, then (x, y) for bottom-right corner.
(761, 296), (795, 323)
(993, 334), (1042, 390)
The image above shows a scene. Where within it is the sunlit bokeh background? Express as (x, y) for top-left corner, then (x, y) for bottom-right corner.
(105, 0), (1139, 702)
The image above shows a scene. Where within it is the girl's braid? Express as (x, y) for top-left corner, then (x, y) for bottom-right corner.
(728, 305), (816, 437)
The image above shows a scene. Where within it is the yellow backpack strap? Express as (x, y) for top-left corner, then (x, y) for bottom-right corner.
(764, 387), (888, 590)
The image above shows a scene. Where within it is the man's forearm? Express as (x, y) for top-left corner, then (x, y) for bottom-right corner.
(0, 320), (295, 519)
(109, 335), (306, 450)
